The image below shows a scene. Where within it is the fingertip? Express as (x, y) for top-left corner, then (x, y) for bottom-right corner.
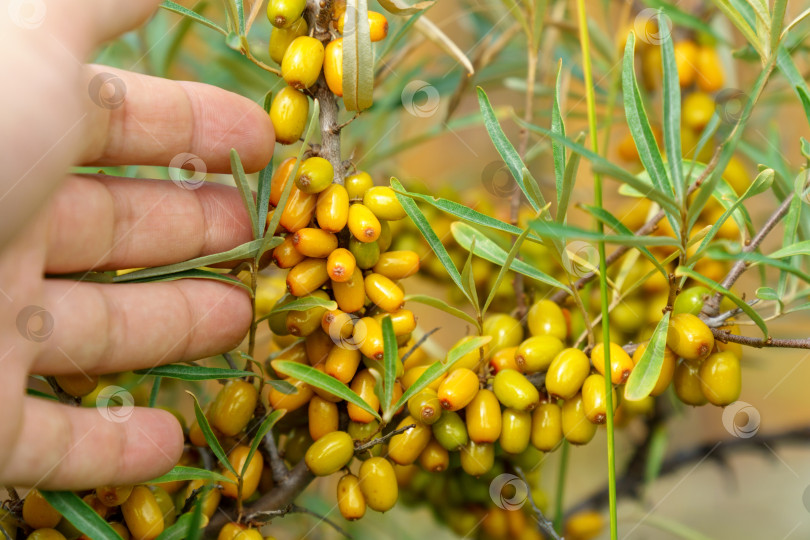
(121, 407), (184, 481)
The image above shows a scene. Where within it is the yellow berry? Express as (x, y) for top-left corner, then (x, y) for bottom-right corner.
(460, 441), (494, 477)
(121, 486), (164, 540)
(268, 18), (308, 64)
(674, 360), (708, 406)
(348, 203), (382, 243)
(338, 11), (389, 41)
(545, 348), (590, 400)
(363, 273), (404, 312)
(561, 394), (597, 445)
(221, 445), (263, 499)
(332, 268), (365, 313)
(95, 485), (134, 508)
(266, 0), (306, 28)
(515, 335), (564, 373)
(674, 40), (699, 87)
(388, 415), (432, 465)
(304, 431), (355, 476)
(591, 342), (634, 385)
(363, 186), (406, 221)
(337, 473), (366, 520)
(499, 408), (532, 454)
(358, 457), (398, 512)
(292, 227), (337, 258)
(581, 373), (616, 424)
(407, 387), (442, 425)
(437, 368), (479, 411)
(465, 388), (502, 443)
(345, 171), (374, 200)
(23, 489), (62, 530)
(316, 183), (349, 232)
(667, 313), (714, 361)
(269, 86), (309, 145)
(696, 45), (724, 92)
(631, 343), (676, 396)
(373, 250), (420, 280)
(286, 258), (329, 297)
(531, 401), (563, 451)
(281, 36), (324, 90)
(295, 156), (333, 194)
(431, 410), (469, 450)
(527, 299), (567, 340)
(348, 369), (380, 423)
(492, 369), (539, 411)
(699, 351), (741, 406)
(323, 38), (344, 96)
(483, 313), (524, 354)
(208, 380), (258, 437)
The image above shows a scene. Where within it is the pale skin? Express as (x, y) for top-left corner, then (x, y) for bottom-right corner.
(0, 0), (273, 488)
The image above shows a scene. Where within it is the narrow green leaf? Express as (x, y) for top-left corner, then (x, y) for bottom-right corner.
(160, 1), (227, 35)
(755, 287), (779, 301)
(477, 87), (543, 212)
(268, 296), (337, 315)
(391, 184), (524, 236)
(460, 238), (480, 313)
(452, 222), (568, 289)
(777, 47), (810, 126)
(706, 248), (810, 283)
(483, 227), (532, 315)
(389, 336), (492, 417)
(148, 376), (161, 408)
(710, 0), (765, 59)
(377, 0), (434, 15)
(518, 121), (679, 215)
(623, 33), (673, 200)
(693, 168), (774, 256)
(264, 100), (320, 254)
(343, 0), (374, 111)
(556, 133), (583, 224)
(770, 0), (788, 52)
(644, 423), (669, 484)
(235, 0), (245, 34)
(414, 17), (474, 75)
(659, 17), (684, 203)
(391, 178), (471, 303)
(266, 378), (297, 394)
(147, 466), (235, 485)
(187, 392), (237, 476)
(675, 267), (768, 336)
(112, 268), (253, 295)
(769, 239), (810, 259)
(114, 240), (264, 282)
(134, 364), (257, 381)
(529, 220), (680, 247)
(230, 149), (259, 240)
(274, 361), (381, 420)
(40, 491), (120, 540)
(624, 312), (670, 400)
(27, 388), (59, 401)
(404, 294), (480, 330)
(641, 0), (725, 41)
(185, 483), (206, 540)
(157, 513), (198, 540)
(580, 204), (667, 276)
(241, 409), (285, 478)
(381, 317), (397, 419)
(256, 155), (274, 239)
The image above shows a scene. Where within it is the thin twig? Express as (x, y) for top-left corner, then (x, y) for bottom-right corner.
(223, 352), (239, 371)
(248, 503), (354, 539)
(703, 194), (796, 316)
(354, 424), (416, 453)
(701, 301), (758, 327)
(567, 425), (810, 517)
(399, 327), (440, 365)
(711, 328), (810, 349)
(514, 467), (562, 540)
(263, 432), (289, 481)
(45, 377), (80, 406)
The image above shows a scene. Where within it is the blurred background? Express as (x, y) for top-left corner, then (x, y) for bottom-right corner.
(75, 0), (810, 538)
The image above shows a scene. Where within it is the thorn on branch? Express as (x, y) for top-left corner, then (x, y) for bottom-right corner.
(399, 327), (440, 365)
(354, 424), (416, 453)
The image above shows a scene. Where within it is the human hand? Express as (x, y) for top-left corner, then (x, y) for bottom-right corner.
(0, 0), (274, 489)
